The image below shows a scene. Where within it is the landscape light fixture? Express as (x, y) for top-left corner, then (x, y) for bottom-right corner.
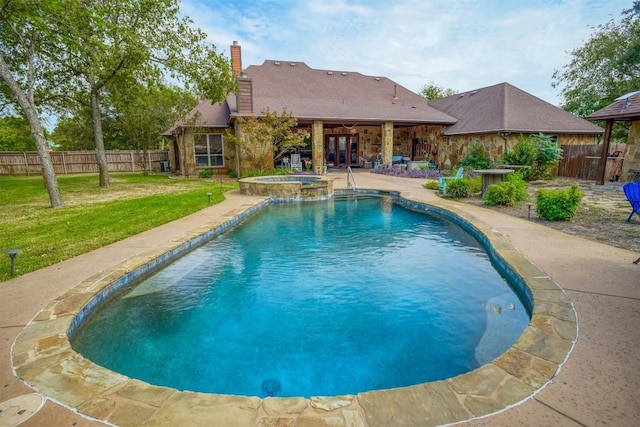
(4, 249), (22, 276)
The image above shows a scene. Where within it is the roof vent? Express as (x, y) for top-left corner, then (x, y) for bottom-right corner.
(341, 72), (348, 76)
(459, 93), (465, 98)
(274, 62), (280, 66)
(470, 90), (478, 95)
(327, 71), (333, 75)
(290, 63), (296, 67)
(374, 77), (380, 81)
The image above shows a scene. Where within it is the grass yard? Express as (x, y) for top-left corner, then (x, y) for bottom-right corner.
(0, 173), (238, 282)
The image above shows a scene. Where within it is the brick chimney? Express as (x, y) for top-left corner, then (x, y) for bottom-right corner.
(230, 41), (242, 76)
(231, 41), (252, 113)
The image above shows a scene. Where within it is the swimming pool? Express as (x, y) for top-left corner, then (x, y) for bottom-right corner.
(71, 195), (531, 398)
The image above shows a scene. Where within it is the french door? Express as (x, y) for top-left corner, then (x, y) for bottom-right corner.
(326, 135), (358, 167)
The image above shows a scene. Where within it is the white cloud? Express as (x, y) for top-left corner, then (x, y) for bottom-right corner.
(183, 0), (630, 105)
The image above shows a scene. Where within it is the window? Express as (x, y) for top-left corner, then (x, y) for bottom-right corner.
(194, 134), (224, 167)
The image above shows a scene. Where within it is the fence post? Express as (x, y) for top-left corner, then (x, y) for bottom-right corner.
(61, 152), (67, 174)
(148, 151), (152, 172)
(23, 152), (29, 176)
(130, 152), (135, 172)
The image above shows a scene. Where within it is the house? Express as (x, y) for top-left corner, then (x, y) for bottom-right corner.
(428, 82), (604, 170)
(587, 91), (640, 183)
(163, 42), (457, 176)
(164, 43), (603, 176)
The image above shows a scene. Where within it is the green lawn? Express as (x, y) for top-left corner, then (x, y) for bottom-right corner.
(0, 173), (238, 282)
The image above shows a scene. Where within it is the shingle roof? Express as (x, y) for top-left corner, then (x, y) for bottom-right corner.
(239, 60), (457, 125)
(428, 82), (603, 136)
(587, 91), (640, 121)
(162, 99), (230, 136)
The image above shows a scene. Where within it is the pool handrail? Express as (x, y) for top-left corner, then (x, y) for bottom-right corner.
(347, 166), (357, 191)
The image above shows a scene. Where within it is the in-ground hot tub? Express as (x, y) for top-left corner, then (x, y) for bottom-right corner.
(239, 175), (334, 201)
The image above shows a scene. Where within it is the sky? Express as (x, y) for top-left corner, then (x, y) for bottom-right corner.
(181, 0), (631, 106)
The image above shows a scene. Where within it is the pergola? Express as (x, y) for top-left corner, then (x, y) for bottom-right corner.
(588, 91), (640, 184)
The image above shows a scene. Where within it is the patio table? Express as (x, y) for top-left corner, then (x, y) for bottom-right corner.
(473, 169), (514, 196)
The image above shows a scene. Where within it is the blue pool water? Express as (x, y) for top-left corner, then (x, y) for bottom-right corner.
(71, 196), (530, 398)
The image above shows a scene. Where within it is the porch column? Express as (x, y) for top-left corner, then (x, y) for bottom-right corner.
(382, 121), (394, 167)
(312, 120), (324, 174)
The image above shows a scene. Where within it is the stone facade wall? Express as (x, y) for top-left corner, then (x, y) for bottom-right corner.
(558, 134), (600, 146)
(168, 129), (234, 177)
(393, 125), (445, 161)
(621, 120), (640, 181)
(436, 133), (600, 172)
(171, 124), (602, 177)
(438, 134), (510, 171)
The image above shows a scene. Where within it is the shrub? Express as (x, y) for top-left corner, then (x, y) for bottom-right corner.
(444, 178), (473, 198)
(501, 135), (536, 166)
(505, 173), (528, 201)
(467, 176), (482, 194)
(423, 181), (439, 190)
(536, 184), (583, 221)
(484, 182), (519, 206)
(501, 133), (563, 181)
(531, 133), (563, 179)
(460, 143), (493, 170)
(198, 169), (213, 179)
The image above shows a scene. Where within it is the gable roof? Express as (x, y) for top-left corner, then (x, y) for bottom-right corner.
(162, 99), (230, 136)
(239, 60), (457, 126)
(428, 82), (603, 136)
(587, 91), (640, 121)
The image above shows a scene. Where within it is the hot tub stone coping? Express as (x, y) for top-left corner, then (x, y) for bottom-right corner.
(11, 191), (577, 427)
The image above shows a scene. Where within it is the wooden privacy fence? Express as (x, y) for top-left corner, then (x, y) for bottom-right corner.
(0, 150), (170, 176)
(558, 143), (626, 181)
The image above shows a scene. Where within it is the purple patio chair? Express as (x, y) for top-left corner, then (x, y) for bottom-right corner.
(623, 181), (640, 222)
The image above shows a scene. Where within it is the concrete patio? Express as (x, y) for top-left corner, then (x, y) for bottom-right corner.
(1, 171), (638, 427)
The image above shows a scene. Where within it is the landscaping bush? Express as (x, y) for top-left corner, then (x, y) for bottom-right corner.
(198, 169), (213, 178)
(500, 133), (563, 181)
(460, 142), (493, 170)
(505, 173), (528, 200)
(501, 135), (536, 166)
(536, 184), (583, 221)
(484, 182), (519, 206)
(467, 176), (482, 194)
(423, 181), (439, 190)
(444, 178), (474, 198)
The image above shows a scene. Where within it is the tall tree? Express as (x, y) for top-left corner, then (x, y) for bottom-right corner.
(226, 109), (309, 172)
(418, 81), (456, 100)
(552, 2), (640, 118)
(0, 0), (63, 207)
(0, 115), (37, 151)
(39, 0), (236, 187)
(115, 81), (197, 173)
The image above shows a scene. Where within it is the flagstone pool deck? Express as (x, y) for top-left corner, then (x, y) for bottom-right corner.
(1, 171), (638, 427)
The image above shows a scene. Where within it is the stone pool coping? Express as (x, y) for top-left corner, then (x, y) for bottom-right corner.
(11, 190), (577, 427)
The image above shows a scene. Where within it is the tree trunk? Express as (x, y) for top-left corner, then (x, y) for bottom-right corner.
(0, 52), (63, 207)
(90, 89), (110, 187)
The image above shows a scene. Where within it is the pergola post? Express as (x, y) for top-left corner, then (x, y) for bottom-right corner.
(596, 119), (613, 185)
